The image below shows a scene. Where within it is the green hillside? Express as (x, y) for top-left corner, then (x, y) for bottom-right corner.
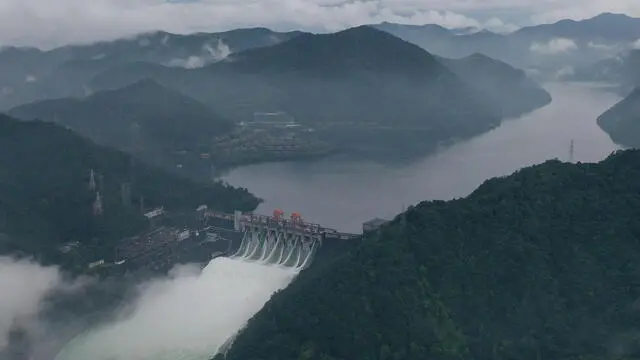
(223, 149), (640, 360)
(0, 114), (258, 267)
(9, 79), (232, 176)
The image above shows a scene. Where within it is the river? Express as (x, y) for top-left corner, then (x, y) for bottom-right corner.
(221, 83), (623, 233)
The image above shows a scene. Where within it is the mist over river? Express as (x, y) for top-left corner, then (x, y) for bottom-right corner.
(221, 83), (623, 233)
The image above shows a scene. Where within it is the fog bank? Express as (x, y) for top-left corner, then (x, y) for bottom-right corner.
(0, 256), (61, 350)
(55, 257), (299, 360)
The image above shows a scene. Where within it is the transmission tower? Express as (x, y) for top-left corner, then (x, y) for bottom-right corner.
(569, 139), (575, 162)
(88, 169), (96, 191)
(93, 191), (103, 216)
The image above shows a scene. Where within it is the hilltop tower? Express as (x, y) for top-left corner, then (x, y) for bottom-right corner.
(88, 169), (96, 191)
(93, 191), (103, 216)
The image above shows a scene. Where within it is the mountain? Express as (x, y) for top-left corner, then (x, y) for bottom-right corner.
(374, 13), (640, 75)
(91, 26), (502, 157)
(597, 88), (640, 148)
(512, 13), (640, 43)
(372, 22), (513, 64)
(564, 49), (640, 94)
(220, 149), (640, 360)
(0, 28), (303, 109)
(9, 79), (232, 174)
(58, 28), (304, 66)
(0, 114), (259, 268)
(437, 53), (552, 118)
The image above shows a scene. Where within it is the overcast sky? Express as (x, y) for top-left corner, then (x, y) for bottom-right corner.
(0, 0), (639, 49)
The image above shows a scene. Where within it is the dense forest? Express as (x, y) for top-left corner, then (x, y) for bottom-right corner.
(0, 114), (259, 267)
(221, 149), (640, 360)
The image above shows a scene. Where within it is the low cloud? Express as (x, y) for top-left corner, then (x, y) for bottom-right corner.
(555, 66), (575, 79)
(483, 17), (519, 34)
(0, 257), (61, 350)
(587, 41), (618, 51)
(0, 256), (95, 359)
(530, 38), (578, 55)
(52, 258), (297, 360)
(632, 39), (640, 50)
(166, 39), (232, 69)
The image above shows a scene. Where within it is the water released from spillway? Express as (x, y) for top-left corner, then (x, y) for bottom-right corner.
(233, 228), (318, 268)
(54, 254), (300, 360)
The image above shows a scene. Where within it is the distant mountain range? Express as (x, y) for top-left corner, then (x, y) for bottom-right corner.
(3, 13), (636, 111)
(0, 114), (258, 268)
(9, 79), (232, 173)
(7, 25), (552, 159)
(597, 87), (640, 148)
(373, 13), (640, 75)
(0, 28), (301, 109)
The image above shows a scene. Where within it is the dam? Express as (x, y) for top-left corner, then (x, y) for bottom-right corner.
(94, 206), (360, 276)
(53, 209), (361, 360)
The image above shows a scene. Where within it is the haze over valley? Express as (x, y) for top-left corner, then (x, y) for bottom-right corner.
(1, 4), (640, 360)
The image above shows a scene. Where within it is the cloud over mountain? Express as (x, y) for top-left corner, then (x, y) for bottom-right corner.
(0, 0), (638, 49)
(530, 38), (579, 54)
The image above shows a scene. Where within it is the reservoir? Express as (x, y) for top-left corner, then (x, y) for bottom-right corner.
(221, 82), (623, 233)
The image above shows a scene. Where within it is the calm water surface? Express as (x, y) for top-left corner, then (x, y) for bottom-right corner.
(222, 83), (622, 233)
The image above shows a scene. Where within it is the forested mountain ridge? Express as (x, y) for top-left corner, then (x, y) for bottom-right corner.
(217, 25), (447, 77)
(94, 26), (499, 127)
(0, 114), (258, 267)
(437, 53), (552, 118)
(6, 25), (552, 162)
(221, 149), (640, 360)
(0, 28), (303, 109)
(374, 13), (640, 74)
(597, 87), (640, 148)
(8, 79), (232, 173)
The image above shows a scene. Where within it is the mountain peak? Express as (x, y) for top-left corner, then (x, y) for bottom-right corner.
(121, 77), (163, 90)
(466, 52), (493, 61)
(591, 12), (634, 20)
(318, 25), (390, 41)
(223, 24), (443, 76)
